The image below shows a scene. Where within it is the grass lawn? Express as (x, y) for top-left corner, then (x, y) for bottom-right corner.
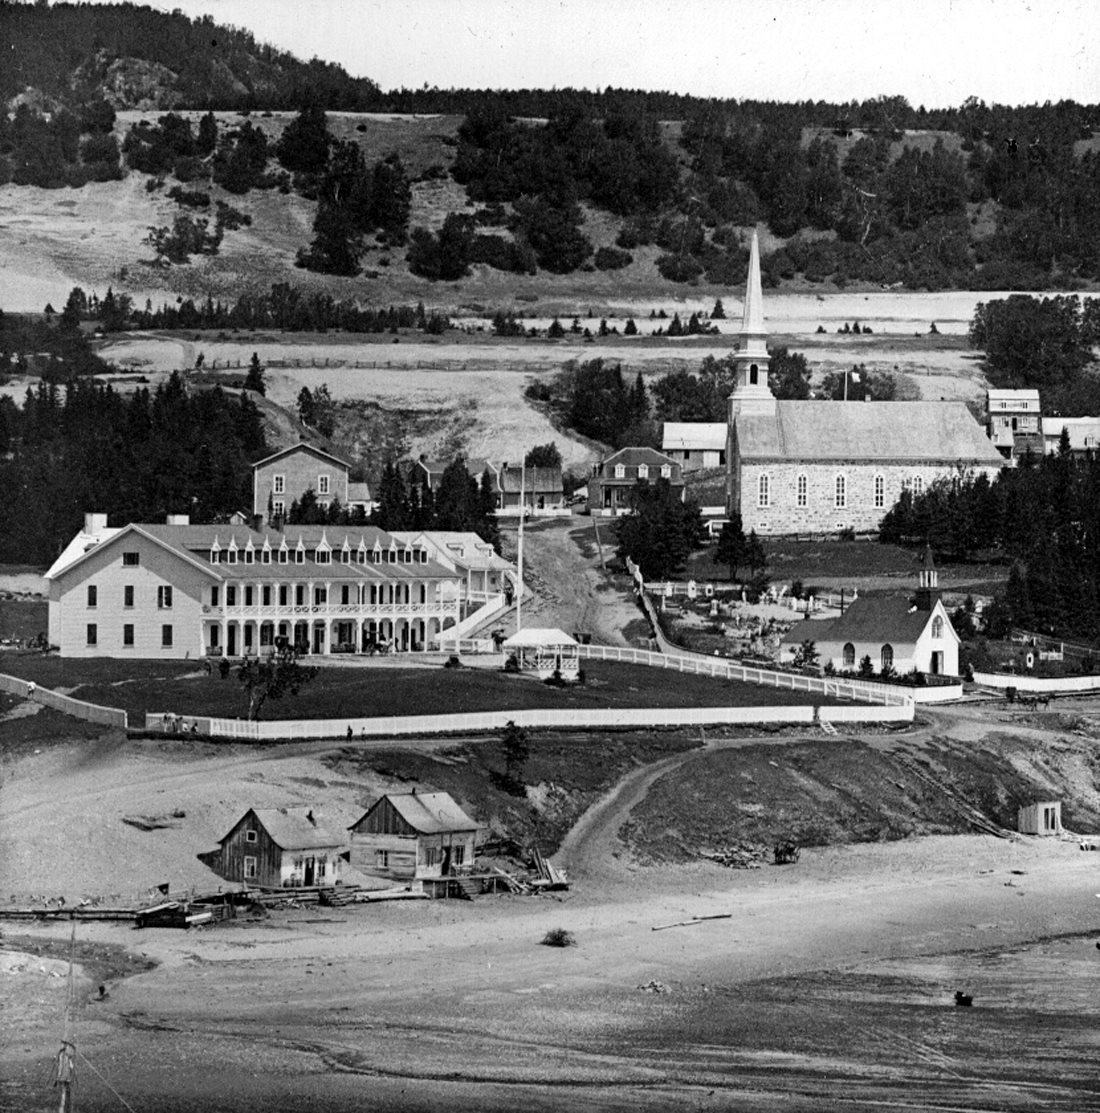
(686, 539), (1008, 593)
(2, 655), (860, 720)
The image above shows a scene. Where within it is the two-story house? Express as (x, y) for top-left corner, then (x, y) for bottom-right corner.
(46, 514), (463, 659)
(587, 447), (685, 516)
(253, 444), (372, 519)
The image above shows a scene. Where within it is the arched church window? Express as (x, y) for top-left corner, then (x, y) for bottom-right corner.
(843, 642), (855, 667)
(835, 473), (847, 509)
(758, 473), (770, 508)
(881, 644), (894, 670)
(931, 616), (944, 638)
(749, 364), (758, 385)
(874, 474), (885, 508)
(796, 474), (807, 507)
(912, 475), (924, 496)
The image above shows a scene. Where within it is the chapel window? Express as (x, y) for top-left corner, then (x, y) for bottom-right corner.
(757, 473), (770, 508)
(931, 616), (944, 638)
(881, 644), (894, 670)
(843, 642), (855, 667)
(835, 474), (847, 509)
(874, 474), (885, 509)
(796, 474), (807, 508)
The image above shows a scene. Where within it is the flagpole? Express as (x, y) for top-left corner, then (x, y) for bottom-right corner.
(516, 458), (524, 633)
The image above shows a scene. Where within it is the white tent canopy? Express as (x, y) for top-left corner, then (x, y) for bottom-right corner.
(502, 627), (578, 649)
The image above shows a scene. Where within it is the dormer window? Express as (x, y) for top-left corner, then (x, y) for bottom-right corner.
(261, 543), (272, 564)
(295, 547), (305, 565)
(637, 464), (648, 479)
(210, 545), (221, 564)
(278, 543), (289, 564)
(226, 542), (238, 565)
(614, 464), (626, 478)
(661, 464), (671, 478)
(244, 542), (255, 564)
(316, 549), (331, 565)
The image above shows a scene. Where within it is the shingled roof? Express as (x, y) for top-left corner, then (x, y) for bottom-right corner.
(351, 792), (479, 835)
(781, 594), (938, 647)
(736, 401), (1005, 464)
(234, 807), (343, 850)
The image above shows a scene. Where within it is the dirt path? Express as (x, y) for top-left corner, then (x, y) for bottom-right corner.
(500, 517), (641, 646)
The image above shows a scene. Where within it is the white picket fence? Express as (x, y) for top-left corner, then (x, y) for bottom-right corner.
(0, 672), (129, 728)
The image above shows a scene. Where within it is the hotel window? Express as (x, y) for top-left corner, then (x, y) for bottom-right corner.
(124, 585), (134, 608)
(295, 548), (304, 564)
(273, 475), (285, 495)
(318, 474), (331, 495)
(341, 548), (350, 564)
(244, 586), (254, 606)
(86, 585), (97, 608)
(835, 474), (847, 509)
(262, 586), (271, 607)
(210, 549), (221, 563)
(314, 587), (327, 605)
(295, 585), (305, 606)
(637, 464), (648, 479)
(874, 474), (885, 509)
(244, 548), (254, 564)
(279, 547), (288, 564)
(796, 474), (807, 508)
(341, 585), (351, 605)
(316, 549), (331, 565)
(122, 552), (139, 566)
(123, 624), (134, 647)
(157, 586), (173, 609)
(161, 625), (173, 648)
(86, 623), (97, 646)
(261, 548), (271, 564)
(279, 586), (288, 606)
(227, 548), (237, 565)
(226, 586), (236, 606)
(757, 473), (770, 508)
(931, 616), (944, 638)
(211, 586), (220, 607)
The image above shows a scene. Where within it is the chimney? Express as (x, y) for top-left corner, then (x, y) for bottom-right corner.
(250, 513), (264, 532)
(166, 513), (190, 526)
(84, 512), (108, 534)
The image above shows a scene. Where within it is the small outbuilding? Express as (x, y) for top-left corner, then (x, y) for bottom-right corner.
(348, 792), (480, 880)
(502, 627), (580, 680)
(215, 807), (344, 888)
(1017, 801), (1062, 836)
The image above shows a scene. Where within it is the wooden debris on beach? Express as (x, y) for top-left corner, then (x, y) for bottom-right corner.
(652, 913), (732, 932)
(700, 843), (768, 869)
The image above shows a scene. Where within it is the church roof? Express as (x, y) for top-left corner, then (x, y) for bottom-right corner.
(741, 230), (766, 336)
(781, 594), (938, 648)
(735, 401), (1005, 464)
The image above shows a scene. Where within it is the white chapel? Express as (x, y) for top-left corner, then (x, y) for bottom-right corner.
(725, 233), (1005, 535)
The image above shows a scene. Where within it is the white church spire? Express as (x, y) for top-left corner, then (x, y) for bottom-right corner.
(728, 229), (774, 416)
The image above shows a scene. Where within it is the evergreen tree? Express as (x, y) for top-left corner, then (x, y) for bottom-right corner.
(615, 479), (704, 579)
(243, 351), (266, 395)
(715, 514), (746, 581)
(276, 103), (331, 175)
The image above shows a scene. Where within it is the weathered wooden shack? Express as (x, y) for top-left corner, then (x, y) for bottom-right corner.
(1017, 801), (1062, 836)
(215, 807), (344, 888)
(347, 792), (480, 881)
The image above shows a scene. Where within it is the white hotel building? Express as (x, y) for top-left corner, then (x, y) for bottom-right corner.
(46, 514), (465, 659)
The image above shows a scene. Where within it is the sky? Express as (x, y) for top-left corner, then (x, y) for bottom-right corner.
(126, 0), (1100, 107)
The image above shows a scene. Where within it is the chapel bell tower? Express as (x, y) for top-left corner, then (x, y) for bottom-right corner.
(728, 230), (775, 419)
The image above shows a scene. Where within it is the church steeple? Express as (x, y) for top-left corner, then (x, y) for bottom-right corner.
(728, 230), (775, 418)
(915, 543), (940, 611)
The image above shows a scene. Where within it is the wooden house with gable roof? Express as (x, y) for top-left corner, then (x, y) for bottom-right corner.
(348, 791), (481, 880)
(215, 806), (344, 888)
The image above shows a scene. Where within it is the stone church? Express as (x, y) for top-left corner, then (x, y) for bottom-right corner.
(725, 233), (1005, 535)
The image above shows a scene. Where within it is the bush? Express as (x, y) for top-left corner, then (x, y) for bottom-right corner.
(594, 246), (633, 271)
(443, 655), (461, 669)
(656, 253), (704, 283)
(541, 927), (576, 948)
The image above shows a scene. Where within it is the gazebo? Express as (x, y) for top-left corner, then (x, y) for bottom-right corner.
(502, 627), (580, 681)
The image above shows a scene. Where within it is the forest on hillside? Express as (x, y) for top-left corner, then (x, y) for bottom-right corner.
(3, 2), (1100, 288)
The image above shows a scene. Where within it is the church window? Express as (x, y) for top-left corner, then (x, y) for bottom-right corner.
(881, 644), (894, 670)
(835, 474), (847, 509)
(874, 474), (885, 508)
(843, 642), (855, 667)
(757, 473), (770, 508)
(796, 474), (807, 507)
(931, 616), (944, 638)
(912, 476), (924, 496)
(749, 364), (759, 385)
